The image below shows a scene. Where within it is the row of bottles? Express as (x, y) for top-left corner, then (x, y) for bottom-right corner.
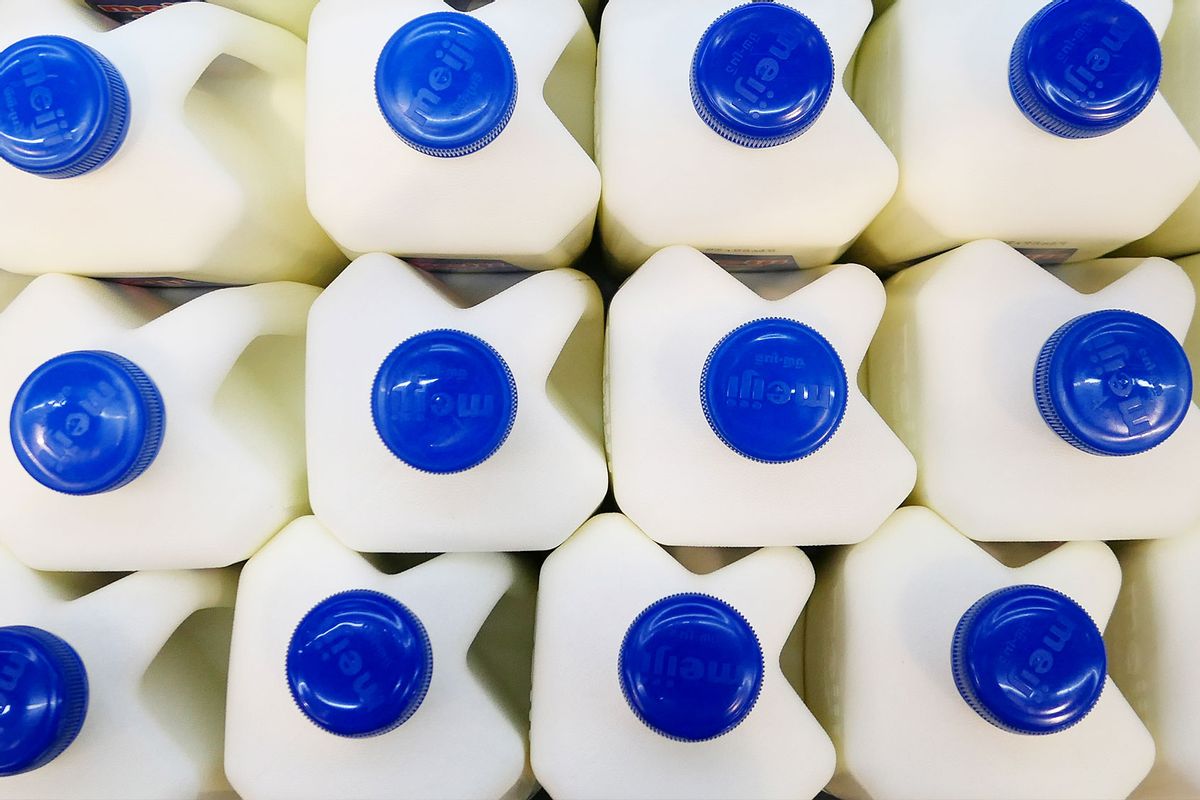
(1, 239), (1197, 570)
(7, 0), (1200, 284)
(4, 509), (1200, 799)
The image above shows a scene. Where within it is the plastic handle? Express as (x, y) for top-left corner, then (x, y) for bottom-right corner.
(131, 282), (319, 403)
(108, 2), (304, 104)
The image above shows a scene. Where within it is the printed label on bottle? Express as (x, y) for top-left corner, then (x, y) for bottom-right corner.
(101, 276), (243, 289)
(404, 257), (528, 274)
(1009, 244), (1079, 266)
(703, 252), (801, 273)
(82, 1), (200, 23)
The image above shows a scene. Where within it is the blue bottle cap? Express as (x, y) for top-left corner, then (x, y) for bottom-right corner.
(10, 351), (165, 495)
(372, 329), (517, 474)
(0, 626), (89, 776)
(286, 590), (433, 738)
(952, 585), (1106, 735)
(690, 2), (834, 148)
(1034, 310), (1191, 456)
(374, 12), (517, 158)
(0, 35), (130, 178)
(700, 318), (848, 463)
(1009, 0), (1161, 139)
(618, 593), (764, 742)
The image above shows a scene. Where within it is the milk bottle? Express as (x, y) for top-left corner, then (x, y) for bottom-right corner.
(0, 544), (236, 799)
(868, 240), (1200, 541)
(225, 515), (536, 800)
(306, 0), (599, 270)
(0, 0), (341, 285)
(805, 506), (1155, 800)
(1108, 529), (1200, 800)
(850, 0), (1200, 267)
(307, 253), (607, 553)
(80, 0), (318, 39)
(597, 0), (896, 272)
(530, 513), (835, 800)
(0, 275), (316, 571)
(607, 246), (915, 546)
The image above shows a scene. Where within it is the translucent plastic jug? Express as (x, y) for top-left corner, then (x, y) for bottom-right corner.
(0, 546), (236, 799)
(225, 515), (536, 800)
(306, 0), (599, 270)
(597, 0), (896, 272)
(0, 275), (316, 571)
(307, 253), (607, 553)
(80, 0), (318, 39)
(607, 246), (915, 546)
(850, 0), (1200, 267)
(1108, 529), (1200, 800)
(0, 0), (342, 285)
(868, 240), (1200, 541)
(806, 506), (1155, 800)
(530, 513), (835, 800)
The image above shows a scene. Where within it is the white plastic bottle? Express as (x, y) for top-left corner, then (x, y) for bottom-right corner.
(307, 0), (599, 270)
(805, 506), (1155, 800)
(0, 543), (236, 800)
(1107, 529), (1200, 800)
(607, 246), (915, 546)
(0, 0), (342, 286)
(1182, 253), (1200, 364)
(0, 275), (317, 571)
(597, 0), (896, 272)
(868, 240), (1200, 541)
(79, 0), (318, 39)
(307, 253), (607, 553)
(850, 0), (1200, 267)
(530, 513), (835, 800)
(225, 515), (536, 800)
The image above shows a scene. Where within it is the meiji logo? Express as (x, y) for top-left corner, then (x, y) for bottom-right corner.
(641, 641), (742, 690)
(1086, 334), (1161, 432)
(1006, 615), (1077, 701)
(727, 30), (802, 118)
(724, 368), (834, 410)
(8, 57), (74, 147)
(405, 37), (477, 127)
(1056, 18), (1137, 103)
(396, 378), (495, 422)
(314, 631), (385, 712)
(0, 652), (28, 731)
(47, 382), (117, 467)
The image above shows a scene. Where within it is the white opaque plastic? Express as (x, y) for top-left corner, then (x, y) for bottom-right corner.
(307, 253), (607, 553)
(530, 513), (835, 800)
(1121, 0), (1200, 258)
(805, 506), (1155, 800)
(868, 240), (1200, 541)
(1108, 529), (1200, 800)
(606, 246), (915, 546)
(224, 515), (537, 800)
(306, 0), (599, 269)
(0, 275), (317, 571)
(597, 0), (896, 272)
(850, 0), (1200, 267)
(0, 0), (342, 285)
(0, 546), (236, 800)
(1178, 253), (1200, 366)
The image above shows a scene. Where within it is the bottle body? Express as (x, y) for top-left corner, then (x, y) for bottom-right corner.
(598, 0), (895, 272)
(805, 506), (1154, 800)
(868, 240), (1200, 541)
(306, 0), (599, 270)
(225, 516), (537, 800)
